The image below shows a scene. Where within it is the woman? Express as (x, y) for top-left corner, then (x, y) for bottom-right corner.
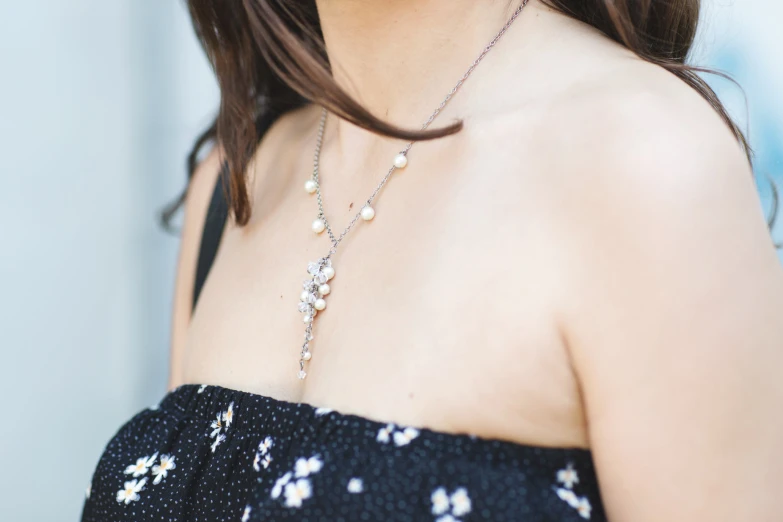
(82, 0), (783, 520)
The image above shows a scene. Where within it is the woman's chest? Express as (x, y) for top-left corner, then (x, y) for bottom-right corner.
(182, 133), (587, 448)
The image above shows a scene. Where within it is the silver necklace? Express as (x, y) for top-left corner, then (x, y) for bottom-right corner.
(295, 0), (529, 379)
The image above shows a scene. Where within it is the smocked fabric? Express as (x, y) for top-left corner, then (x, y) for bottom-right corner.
(82, 384), (605, 521)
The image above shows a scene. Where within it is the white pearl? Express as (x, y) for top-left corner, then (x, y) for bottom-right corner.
(393, 153), (408, 169)
(361, 206), (375, 221)
(318, 284), (330, 296)
(314, 298), (326, 311)
(312, 219), (325, 234)
(303, 352), (312, 361)
(322, 266), (335, 280)
(304, 180), (317, 194)
(300, 290), (309, 302)
(303, 314), (312, 324)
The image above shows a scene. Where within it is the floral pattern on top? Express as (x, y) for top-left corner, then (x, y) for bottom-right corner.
(82, 385), (605, 521)
(347, 477), (364, 494)
(211, 434), (226, 453)
(431, 486), (472, 522)
(124, 453), (157, 478)
(116, 451), (179, 505)
(557, 463), (580, 489)
(116, 478), (146, 505)
(377, 423), (421, 447)
(270, 455), (324, 509)
(151, 454), (176, 485)
(210, 414), (224, 438)
(253, 436), (274, 472)
(207, 402), (235, 453)
(223, 402), (235, 427)
(554, 463), (592, 519)
(294, 455), (323, 478)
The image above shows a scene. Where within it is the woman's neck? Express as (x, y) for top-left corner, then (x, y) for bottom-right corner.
(315, 0), (527, 125)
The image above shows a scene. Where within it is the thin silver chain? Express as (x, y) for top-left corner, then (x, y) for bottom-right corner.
(297, 0), (528, 378)
(312, 0), (529, 254)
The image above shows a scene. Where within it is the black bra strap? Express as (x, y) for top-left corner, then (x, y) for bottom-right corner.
(191, 110), (282, 313)
(192, 167), (229, 313)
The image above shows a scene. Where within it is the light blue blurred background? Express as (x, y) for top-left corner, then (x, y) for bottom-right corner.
(0, 1), (779, 520)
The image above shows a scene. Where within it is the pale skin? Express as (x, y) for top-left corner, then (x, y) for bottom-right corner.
(169, 1), (783, 520)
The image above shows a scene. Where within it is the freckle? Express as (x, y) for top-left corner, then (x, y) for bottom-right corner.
(349, 202), (353, 210)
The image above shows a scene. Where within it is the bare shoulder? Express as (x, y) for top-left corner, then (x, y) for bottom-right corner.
(515, 18), (783, 519)
(539, 53), (774, 267)
(502, 12), (770, 257)
(530, 37), (783, 329)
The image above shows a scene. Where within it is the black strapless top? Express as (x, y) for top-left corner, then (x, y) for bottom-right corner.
(82, 384), (604, 521)
(82, 111), (606, 521)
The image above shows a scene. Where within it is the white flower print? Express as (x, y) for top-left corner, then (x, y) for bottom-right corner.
(431, 487), (450, 515)
(124, 453), (157, 477)
(283, 478), (312, 508)
(241, 505), (251, 522)
(556, 487), (579, 507)
(210, 413), (224, 438)
(211, 433), (226, 453)
(557, 463), (579, 489)
(116, 478), (146, 504)
(258, 436), (273, 455)
(85, 484), (91, 499)
(253, 452), (272, 472)
(261, 454), (272, 469)
(576, 497), (592, 519)
(435, 516), (458, 522)
(554, 463), (591, 519)
(449, 487), (471, 517)
(556, 487), (592, 519)
(294, 455), (322, 478)
(376, 423), (395, 444)
(432, 486), (472, 520)
(271, 471), (292, 499)
(197, 384), (207, 394)
(223, 402), (235, 427)
(393, 427), (420, 447)
(151, 454), (176, 485)
(314, 407), (333, 416)
(347, 477), (364, 493)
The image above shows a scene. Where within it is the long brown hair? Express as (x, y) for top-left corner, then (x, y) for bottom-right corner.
(164, 0), (778, 238)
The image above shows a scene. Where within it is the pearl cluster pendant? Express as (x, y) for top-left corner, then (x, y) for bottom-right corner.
(297, 257), (335, 379)
(294, 0), (529, 379)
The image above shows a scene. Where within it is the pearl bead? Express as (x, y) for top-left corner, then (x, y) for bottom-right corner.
(318, 284), (330, 296)
(314, 298), (326, 311)
(303, 352), (312, 361)
(300, 290), (309, 302)
(322, 266), (335, 280)
(361, 206), (375, 221)
(312, 219), (325, 234)
(393, 153), (408, 169)
(303, 314), (312, 324)
(304, 180), (317, 194)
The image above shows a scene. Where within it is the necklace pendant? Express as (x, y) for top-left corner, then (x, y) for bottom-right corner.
(297, 256), (335, 379)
